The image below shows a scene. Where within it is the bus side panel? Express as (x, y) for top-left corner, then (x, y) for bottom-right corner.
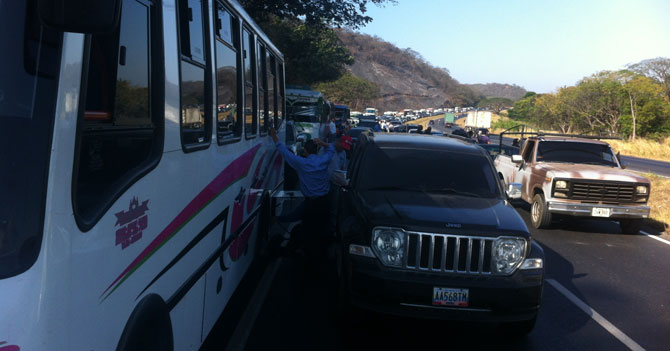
(170, 278), (206, 351)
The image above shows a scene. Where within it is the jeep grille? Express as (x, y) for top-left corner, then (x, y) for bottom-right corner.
(406, 232), (494, 274)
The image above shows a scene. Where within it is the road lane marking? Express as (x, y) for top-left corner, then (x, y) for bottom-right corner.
(640, 231), (670, 246)
(226, 257), (282, 351)
(546, 279), (645, 351)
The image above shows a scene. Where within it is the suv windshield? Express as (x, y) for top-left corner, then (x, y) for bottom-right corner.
(0, 1), (61, 278)
(358, 147), (501, 198)
(536, 141), (618, 167)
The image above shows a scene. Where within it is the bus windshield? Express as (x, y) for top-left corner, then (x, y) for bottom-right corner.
(287, 101), (320, 123)
(0, 1), (61, 278)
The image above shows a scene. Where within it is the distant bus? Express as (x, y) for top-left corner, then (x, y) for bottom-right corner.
(0, 0), (287, 350)
(334, 104), (351, 122)
(286, 87), (331, 140)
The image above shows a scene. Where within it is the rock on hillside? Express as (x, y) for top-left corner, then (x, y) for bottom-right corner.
(336, 29), (482, 110)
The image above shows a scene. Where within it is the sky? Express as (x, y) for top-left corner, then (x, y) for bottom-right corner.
(357, 0), (670, 93)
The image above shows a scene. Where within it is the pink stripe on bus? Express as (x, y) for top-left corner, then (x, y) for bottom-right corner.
(101, 144), (262, 300)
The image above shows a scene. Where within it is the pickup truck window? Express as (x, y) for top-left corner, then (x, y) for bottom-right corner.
(536, 141), (618, 167)
(358, 147), (500, 198)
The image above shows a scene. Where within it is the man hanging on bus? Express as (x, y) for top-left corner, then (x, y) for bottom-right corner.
(269, 128), (335, 268)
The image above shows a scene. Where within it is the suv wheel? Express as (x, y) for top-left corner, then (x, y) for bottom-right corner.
(619, 219), (643, 234)
(530, 194), (552, 229)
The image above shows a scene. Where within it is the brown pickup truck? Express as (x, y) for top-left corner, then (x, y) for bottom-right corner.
(494, 136), (651, 234)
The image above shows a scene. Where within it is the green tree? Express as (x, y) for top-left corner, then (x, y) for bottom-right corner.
(627, 57), (670, 102)
(261, 18), (353, 85)
(476, 97), (514, 113)
(313, 73), (380, 109)
(240, 0), (394, 29)
(508, 92), (537, 119)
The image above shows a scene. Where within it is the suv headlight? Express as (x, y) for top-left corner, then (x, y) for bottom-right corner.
(372, 227), (406, 266)
(492, 238), (526, 274)
(636, 185), (648, 195)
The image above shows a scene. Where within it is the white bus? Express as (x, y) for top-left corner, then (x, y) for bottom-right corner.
(0, 0), (287, 349)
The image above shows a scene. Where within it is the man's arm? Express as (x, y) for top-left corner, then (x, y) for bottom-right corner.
(313, 138), (335, 165)
(270, 128), (304, 171)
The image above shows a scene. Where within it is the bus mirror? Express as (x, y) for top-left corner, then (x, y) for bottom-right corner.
(38, 0), (121, 34)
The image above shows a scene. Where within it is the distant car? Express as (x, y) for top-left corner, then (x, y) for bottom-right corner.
(347, 127), (374, 149)
(450, 128), (468, 138)
(358, 120), (380, 130)
(477, 143), (520, 159)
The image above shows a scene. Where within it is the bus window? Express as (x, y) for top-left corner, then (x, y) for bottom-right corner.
(0, 0), (61, 278)
(277, 62), (285, 127)
(75, 0), (163, 229)
(215, 4), (240, 144)
(257, 42), (268, 135)
(179, 0), (211, 149)
(267, 52), (276, 129)
(242, 28), (257, 138)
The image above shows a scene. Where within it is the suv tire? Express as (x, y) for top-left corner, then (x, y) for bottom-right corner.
(530, 194), (552, 229)
(619, 219), (643, 234)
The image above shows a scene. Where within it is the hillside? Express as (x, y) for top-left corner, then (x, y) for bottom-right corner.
(335, 29), (482, 111)
(466, 83), (527, 101)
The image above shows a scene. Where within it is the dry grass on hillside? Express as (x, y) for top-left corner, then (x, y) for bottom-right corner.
(646, 174), (670, 236)
(608, 138), (670, 162)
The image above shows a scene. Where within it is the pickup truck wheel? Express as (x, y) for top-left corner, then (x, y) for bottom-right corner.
(530, 194), (552, 229)
(619, 219), (643, 234)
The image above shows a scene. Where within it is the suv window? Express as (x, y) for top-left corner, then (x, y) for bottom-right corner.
(357, 146), (500, 198)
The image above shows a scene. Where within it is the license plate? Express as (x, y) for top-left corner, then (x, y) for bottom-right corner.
(591, 207), (611, 217)
(433, 287), (469, 307)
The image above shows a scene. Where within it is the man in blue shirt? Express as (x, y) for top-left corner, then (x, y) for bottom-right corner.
(270, 128), (335, 262)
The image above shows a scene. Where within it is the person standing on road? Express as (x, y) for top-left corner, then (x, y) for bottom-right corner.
(327, 117), (337, 142)
(270, 128), (335, 263)
(326, 135), (352, 240)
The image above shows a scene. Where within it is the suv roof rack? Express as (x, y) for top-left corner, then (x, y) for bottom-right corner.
(497, 124), (620, 153)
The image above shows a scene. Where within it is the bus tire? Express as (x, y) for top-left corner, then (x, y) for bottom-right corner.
(117, 294), (173, 351)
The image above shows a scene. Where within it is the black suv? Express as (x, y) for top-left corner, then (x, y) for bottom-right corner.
(335, 133), (544, 334)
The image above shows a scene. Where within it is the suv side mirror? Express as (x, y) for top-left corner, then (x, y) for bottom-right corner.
(507, 183), (522, 200)
(38, 0), (121, 34)
(511, 155), (523, 163)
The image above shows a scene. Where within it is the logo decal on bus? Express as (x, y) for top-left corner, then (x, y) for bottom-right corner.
(0, 341), (20, 351)
(115, 197), (150, 249)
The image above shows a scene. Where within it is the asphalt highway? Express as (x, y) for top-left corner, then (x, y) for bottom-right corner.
(205, 207), (670, 351)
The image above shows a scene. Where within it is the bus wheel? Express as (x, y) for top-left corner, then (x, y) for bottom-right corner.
(117, 294), (173, 351)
